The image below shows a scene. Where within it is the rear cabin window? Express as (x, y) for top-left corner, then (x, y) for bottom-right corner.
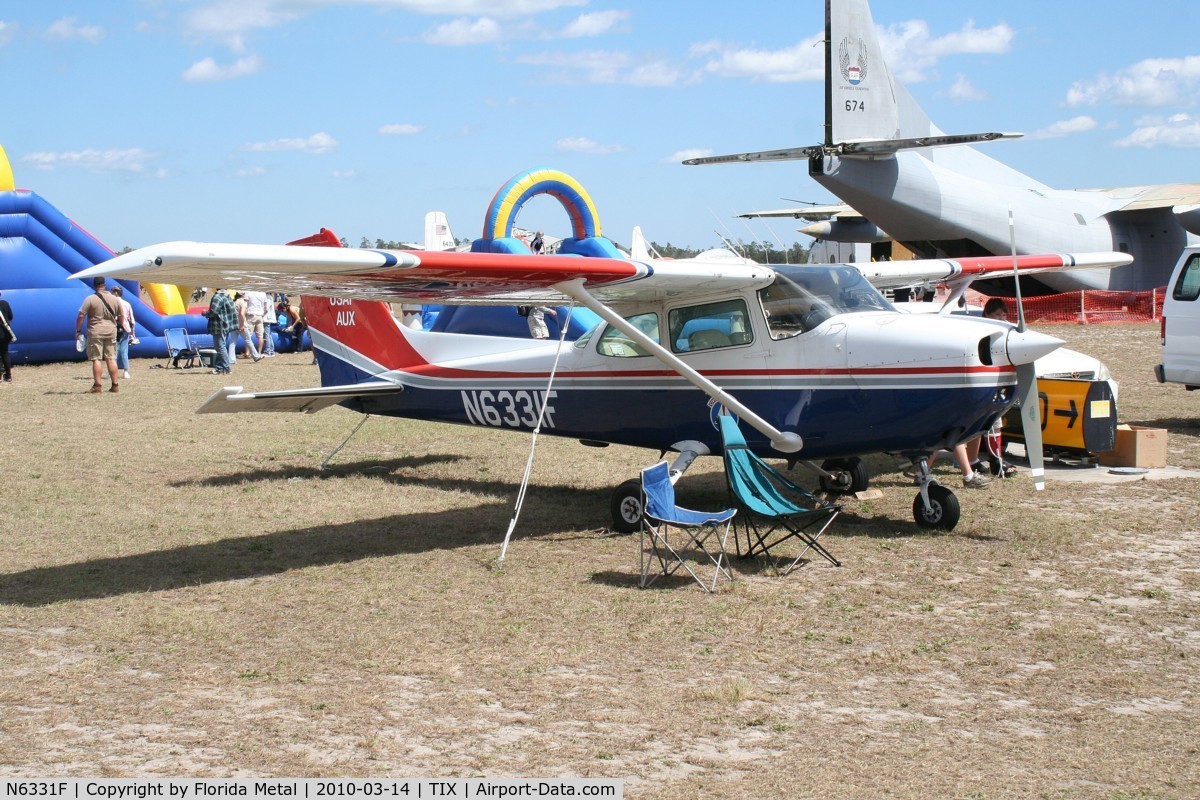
(596, 312), (659, 357)
(1172, 253), (1200, 302)
(668, 299), (752, 353)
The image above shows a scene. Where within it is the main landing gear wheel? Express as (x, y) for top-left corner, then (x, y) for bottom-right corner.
(819, 457), (869, 494)
(913, 484), (960, 531)
(610, 479), (644, 534)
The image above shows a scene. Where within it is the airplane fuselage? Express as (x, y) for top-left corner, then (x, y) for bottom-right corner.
(811, 152), (1197, 292)
(307, 267), (1022, 460)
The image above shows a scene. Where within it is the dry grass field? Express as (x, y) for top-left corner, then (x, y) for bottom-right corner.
(1, 322), (1197, 798)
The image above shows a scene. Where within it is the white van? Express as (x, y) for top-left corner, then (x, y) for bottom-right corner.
(1155, 246), (1200, 390)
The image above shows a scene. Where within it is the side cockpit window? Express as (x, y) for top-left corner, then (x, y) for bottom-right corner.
(759, 265), (893, 340)
(597, 312), (659, 357)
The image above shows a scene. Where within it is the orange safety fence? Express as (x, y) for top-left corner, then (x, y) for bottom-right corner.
(964, 287), (1167, 324)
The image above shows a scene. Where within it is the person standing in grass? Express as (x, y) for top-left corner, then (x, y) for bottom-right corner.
(74, 277), (122, 393)
(206, 288), (237, 375)
(0, 289), (14, 383)
(111, 284), (136, 380)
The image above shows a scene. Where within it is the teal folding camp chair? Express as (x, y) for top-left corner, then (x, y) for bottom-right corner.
(719, 415), (841, 573)
(640, 460), (737, 592)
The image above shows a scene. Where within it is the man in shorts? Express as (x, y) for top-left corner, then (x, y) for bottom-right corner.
(75, 276), (122, 393)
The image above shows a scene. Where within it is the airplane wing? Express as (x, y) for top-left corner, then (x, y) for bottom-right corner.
(857, 252), (1134, 291)
(73, 241), (776, 306)
(737, 203), (858, 221)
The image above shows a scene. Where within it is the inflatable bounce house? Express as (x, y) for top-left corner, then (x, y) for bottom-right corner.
(0, 144), (211, 364)
(427, 168), (604, 338)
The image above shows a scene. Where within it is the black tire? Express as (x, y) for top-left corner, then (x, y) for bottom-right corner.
(610, 479), (644, 534)
(820, 457), (870, 494)
(912, 484), (961, 531)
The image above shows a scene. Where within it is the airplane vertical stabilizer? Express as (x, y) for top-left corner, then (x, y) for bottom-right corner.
(829, 0), (913, 143)
(424, 211), (457, 252)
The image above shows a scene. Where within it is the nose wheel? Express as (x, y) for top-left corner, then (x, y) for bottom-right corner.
(913, 483), (960, 530)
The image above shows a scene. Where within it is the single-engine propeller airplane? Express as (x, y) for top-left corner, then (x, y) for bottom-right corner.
(74, 168), (1131, 534)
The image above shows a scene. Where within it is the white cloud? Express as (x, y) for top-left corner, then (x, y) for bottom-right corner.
(700, 34), (824, 83)
(878, 19), (1013, 84)
(0, 21), (17, 47)
(1029, 116), (1098, 140)
(553, 136), (626, 155)
(181, 0), (584, 46)
(46, 16), (103, 43)
(557, 10), (628, 39)
(235, 166), (268, 177)
(332, 169), (357, 178)
(379, 123), (425, 135)
(1115, 113), (1200, 148)
(423, 17), (502, 46)
(182, 55), (264, 82)
(19, 148), (158, 174)
(665, 148), (712, 164)
(699, 19), (1012, 85)
(243, 132), (338, 154)
(518, 50), (688, 86)
(943, 74), (986, 102)
(1067, 56), (1200, 109)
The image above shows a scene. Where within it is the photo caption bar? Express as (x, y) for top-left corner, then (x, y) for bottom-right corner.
(1, 780), (623, 800)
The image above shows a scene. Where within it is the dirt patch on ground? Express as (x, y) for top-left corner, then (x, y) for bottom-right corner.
(1, 326), (1197, 798)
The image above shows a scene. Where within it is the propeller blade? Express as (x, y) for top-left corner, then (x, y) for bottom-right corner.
(1015, 362), (1045, 491)
(1009, 207), (1028, 333)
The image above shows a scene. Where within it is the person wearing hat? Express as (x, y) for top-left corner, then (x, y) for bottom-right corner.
(74, 277), (122, 393)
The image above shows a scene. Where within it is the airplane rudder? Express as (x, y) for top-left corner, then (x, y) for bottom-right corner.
(303, 294), (425, 367)
(829, 0), (907, 142)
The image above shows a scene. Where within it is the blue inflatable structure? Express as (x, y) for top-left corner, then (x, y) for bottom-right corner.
(0, 189), (212, 364)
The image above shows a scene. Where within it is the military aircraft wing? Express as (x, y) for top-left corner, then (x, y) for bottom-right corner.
(73, 241), (776, 306)
(857, 252), (1134, 291)
(737, 203), (858, 221)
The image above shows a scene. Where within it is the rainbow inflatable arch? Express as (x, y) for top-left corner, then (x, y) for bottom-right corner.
(472, 168), (622, 259)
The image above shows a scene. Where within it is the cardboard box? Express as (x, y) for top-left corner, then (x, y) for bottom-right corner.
(1098, 424), (1168, 468)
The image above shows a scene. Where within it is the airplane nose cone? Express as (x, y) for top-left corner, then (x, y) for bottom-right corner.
(1002, 328), (1063, 366)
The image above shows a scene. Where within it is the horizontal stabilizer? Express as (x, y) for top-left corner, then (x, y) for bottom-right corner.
(684, 132), (1021, 167)
(197, 382), (404, 415)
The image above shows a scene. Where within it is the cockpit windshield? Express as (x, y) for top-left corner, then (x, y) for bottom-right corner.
(758, 264), (894, 340)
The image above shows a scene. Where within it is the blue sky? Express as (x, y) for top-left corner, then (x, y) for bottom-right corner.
(2, 0), (1198, 253)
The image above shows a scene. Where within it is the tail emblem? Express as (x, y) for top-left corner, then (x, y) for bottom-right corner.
(839, 37), (868, 86)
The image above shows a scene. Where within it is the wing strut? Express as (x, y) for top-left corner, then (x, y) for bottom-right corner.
(554, 278), (804, 454)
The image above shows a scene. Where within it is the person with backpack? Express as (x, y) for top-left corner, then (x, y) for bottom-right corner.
(74, 277), (122, 393)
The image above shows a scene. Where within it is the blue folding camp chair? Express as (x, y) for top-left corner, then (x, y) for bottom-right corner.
(164, 327), (200, 368)
(640, 461), (737, 592)
(719, 414), (841, 573)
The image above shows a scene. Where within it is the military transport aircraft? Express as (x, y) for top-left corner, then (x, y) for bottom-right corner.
(74, 227), (1130, 534)
(685, 0), (1200, 293)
